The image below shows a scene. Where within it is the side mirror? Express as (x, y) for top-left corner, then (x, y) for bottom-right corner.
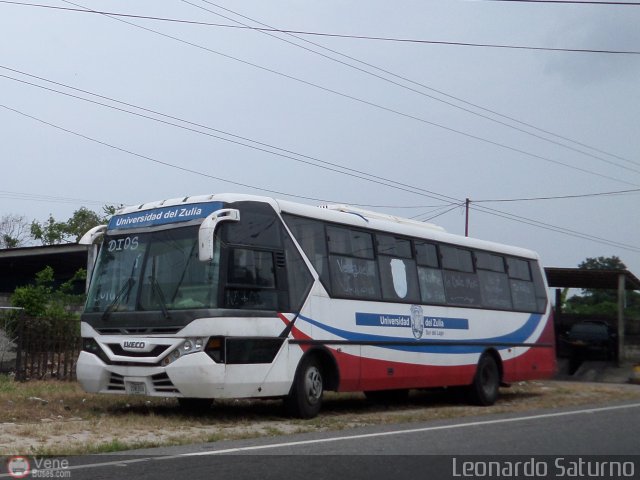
(79, 225), (107, 245)
(198, 209), (240, 261)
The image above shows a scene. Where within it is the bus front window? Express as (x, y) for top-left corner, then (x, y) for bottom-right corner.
(86, 226), (220, 314)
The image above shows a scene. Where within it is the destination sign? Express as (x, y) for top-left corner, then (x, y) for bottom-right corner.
(108, 201), (223, 231)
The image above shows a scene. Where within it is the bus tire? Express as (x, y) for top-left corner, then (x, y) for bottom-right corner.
(177, 397), (212, 412)
(468, 354), (500, 406)
(284, 355), (324, 419)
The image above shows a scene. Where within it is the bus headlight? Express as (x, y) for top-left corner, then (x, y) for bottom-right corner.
(162, 337), (207, 366)
(81, 337), (109, 364)
(183, 338), (204, 353)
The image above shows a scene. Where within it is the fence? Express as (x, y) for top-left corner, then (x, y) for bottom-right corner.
(0, 309), (81, 381)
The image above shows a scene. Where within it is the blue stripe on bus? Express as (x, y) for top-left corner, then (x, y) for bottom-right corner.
(297, 313), (543, 354)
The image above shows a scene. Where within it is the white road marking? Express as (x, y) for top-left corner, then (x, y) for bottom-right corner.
(2, 402), (639, 476)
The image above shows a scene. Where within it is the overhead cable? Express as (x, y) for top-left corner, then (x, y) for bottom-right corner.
(3, 103), (637, 253)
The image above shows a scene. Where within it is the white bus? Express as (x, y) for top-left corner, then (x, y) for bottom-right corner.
(77, 193), (556, 418)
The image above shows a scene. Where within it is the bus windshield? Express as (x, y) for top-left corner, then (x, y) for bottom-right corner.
(85, 226), (219, 314)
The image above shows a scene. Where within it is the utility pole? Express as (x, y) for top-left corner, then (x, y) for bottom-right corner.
(465, 198), (470, 237)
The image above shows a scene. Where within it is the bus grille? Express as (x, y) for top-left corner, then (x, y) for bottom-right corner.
(151, 373), (179, 393)
(107, 373), (126, 391)
(96, 327), (182, 335)
(106, 372), (179, 394)
(106, 344), (170, 358)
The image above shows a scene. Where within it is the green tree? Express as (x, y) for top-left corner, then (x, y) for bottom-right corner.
(30, 205), (119, 245)
(565, 256), (640, 318)
(30, 214), (69, 245)
(64, 207), (103, 242)
(578, 256), (626, 271)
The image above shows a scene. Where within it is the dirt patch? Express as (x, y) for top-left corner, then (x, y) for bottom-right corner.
(2, 378), (640, 455)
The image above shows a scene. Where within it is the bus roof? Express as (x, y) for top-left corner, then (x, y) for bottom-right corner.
(276, 199), (539, 260)
(112, 193), (540, 260)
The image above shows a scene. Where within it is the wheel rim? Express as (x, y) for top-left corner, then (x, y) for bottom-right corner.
(304, 366), (323, 405)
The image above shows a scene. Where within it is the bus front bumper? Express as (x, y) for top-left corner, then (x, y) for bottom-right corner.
(76, 351), (226, 398)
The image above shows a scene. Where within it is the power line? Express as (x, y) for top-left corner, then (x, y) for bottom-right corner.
(181, 0), (640, 172)
(485, 1), (640, 5)
(3, 103), (637, 254)
(0, 0), (640, 173)
(188, 0), (640, 170)
(184, 0), (640, 172)
(420, 203), (465, 222)
(4, 64), (640, 212)
(0, 190), (115, 207)
(15, 30), (639, 191)
(470, 204), (640, 253)
(7, 1), (638, 183)
(0, 103), (341, 205)
(5, 1), (639, 170)
(410, 189), (640, 231)
(0, 189), (444, 211)
(473, 187), (640, 203)
(0, 103), (460, 208)
(0, 68), (460, 206)
(411, 203), (466, 221)
(3, 3), (639, 172)
(2, 5), (636, 251)
(2, 1), (639, 54)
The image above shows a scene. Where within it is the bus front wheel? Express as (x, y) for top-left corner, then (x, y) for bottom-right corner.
(468, 354), (500, 406)
(284, 356), (324, 419)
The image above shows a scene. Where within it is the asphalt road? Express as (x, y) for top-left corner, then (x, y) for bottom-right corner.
(4, 401), (639, 480)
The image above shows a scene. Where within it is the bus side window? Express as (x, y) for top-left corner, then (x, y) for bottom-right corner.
(224, 248), (279, 310)
(327, 226), (381, 300)
(530, 260), (548, 313)
(282, 214), (331, 293)
(417, 267), (446, 304)
(415, 241), (446, 304)
(441, 245), (481, 306)
(376, 234), (419, 302)
(228, 249), (275, 287)
(507, 257), (537, 312)
(475, 252), (512, 310)
(283, 233), (313, 312)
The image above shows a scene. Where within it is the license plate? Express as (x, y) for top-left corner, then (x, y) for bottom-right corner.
(125, 381), (147, 395)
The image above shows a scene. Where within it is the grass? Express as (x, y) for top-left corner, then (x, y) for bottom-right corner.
(1, 374), (639, 455)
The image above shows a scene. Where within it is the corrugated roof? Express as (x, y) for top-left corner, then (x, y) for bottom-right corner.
(545, 267), (640, 291)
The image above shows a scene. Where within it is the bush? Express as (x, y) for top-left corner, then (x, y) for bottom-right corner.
(8, 266), (85, 340)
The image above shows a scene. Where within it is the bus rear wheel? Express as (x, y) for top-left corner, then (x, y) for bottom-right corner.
(468, 354), (500, 406)
(284, 356), (324, 419)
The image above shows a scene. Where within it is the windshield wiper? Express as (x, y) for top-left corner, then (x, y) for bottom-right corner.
(101, 277), (135, 321)
(149, 275), (171, 320)
(101, 253), (141, 321)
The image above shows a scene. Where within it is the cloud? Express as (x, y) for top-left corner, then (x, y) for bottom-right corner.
(544, 10), (640, 85)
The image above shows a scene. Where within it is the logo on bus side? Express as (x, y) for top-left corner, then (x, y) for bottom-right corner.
(355, 309), (469, 340)
(410, 305), (424, 339)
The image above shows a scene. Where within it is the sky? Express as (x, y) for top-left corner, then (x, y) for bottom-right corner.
(1, 0), (639, 277)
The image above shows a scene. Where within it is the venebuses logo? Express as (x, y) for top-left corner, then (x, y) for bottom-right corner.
(6, 456), (30, 479)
